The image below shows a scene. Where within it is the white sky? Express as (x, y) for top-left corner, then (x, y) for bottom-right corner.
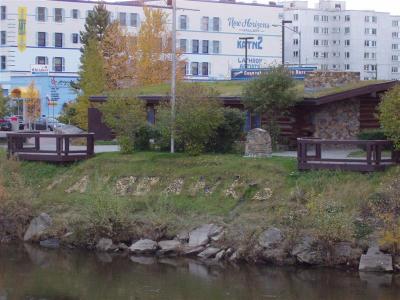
(103, 0), (400, 15)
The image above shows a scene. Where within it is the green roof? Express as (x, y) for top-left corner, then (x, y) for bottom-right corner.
(120, 80), (390, 99)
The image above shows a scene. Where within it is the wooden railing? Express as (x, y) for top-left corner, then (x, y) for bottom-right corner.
(7, 132), (95, 162)
(297, 138), (400, 172)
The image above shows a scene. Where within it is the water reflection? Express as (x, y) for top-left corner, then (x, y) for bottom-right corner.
(0, 244), (399, 300)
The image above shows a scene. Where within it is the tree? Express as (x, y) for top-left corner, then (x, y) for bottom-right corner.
(156, 84), (224, 155)
(135, 7), (184, 86)
(379, 84), (400, 149)
(73, 38), (106, 129)
(25, 81), (41, 127)
(80, 2), (110, 49)
(101, 22), (134, 90)
(0, 88), (9, 117)
(100, 91), (147, 154)
(242, 66), (299, 145)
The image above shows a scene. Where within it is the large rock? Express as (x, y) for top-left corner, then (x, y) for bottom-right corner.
(158, 240), (182, 255)
(258, 227), (283, 249)
(331, 242), (362, 266)
(129, 239), (158, 254)
(244, 128), (272, 158)
(359, 247), (393, 272)
(23, 213), (52, 242)
(96, 238), (114, 252)
(291, 235), (324, 265)
(198, 247), (220, 259)
(188, 224), (223, 247)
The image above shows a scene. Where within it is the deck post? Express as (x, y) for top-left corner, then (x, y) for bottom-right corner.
(35, 135), (40, 152)
(366, 144), (372, 166)
(65, 137), (70, 157)
(375, 144), (382, 166)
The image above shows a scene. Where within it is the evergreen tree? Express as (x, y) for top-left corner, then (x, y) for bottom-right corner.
(73, 38), (106, 129)
(80, 2), (110, 50)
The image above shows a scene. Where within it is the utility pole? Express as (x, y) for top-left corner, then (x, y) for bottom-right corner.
(170, 0), (177, 153)
(280, 20), (292, 66)
(239, 37), (254, 69)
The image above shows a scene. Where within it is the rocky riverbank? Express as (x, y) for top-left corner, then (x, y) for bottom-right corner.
(12, 213), (397, 273)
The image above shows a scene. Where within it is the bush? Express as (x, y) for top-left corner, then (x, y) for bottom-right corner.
(100, 91), (147, 154)
(134, 125), (161, 151)
(379, 84), (400, 149)
(156, 83), (224, 155)
(206, 108), (245, 153)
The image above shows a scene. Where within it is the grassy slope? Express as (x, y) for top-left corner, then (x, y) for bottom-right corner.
(2, 148), (397, 249)
(119, 80), (387, 99)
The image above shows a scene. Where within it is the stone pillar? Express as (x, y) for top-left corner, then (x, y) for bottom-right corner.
(244, 128), (272, 158)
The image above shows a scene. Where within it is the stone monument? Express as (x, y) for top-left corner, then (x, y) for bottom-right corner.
(244, 128), (272, 158)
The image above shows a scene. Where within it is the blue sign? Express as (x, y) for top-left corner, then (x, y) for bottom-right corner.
(231, 66), (318, 81)
(237, 37), (263, 50)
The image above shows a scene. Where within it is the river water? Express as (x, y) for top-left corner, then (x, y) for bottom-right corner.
(1, 244), (399, 300)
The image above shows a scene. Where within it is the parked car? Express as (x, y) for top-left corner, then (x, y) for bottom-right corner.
(30, 117), (63, 131)
(0, 118), (12, 131)
(9, 115), (24, 130)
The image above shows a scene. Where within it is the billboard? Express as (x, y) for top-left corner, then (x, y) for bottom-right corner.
(231, 66), (318, 81)
(17, 6), (27, 52)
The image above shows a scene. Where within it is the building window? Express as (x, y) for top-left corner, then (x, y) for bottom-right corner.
(119, 12), (127, 26)
(393, 55), (399, 61)
(365, 16), (370, 22)
(179, 15), (187, 30)
(345, 15), (350, 22)
(0, 56), (5, 70)
(212, 17), (220, 31)
(212, 40), (220, 54)
(37, 7), (47, 22)
(392, 66), (399, 73)
(54, 8), (64, 23)
(37, 32), (47, 47)
(393, 44), (399, 50)
(1, 6), (6, 20)
(344, 27), (350, 34)
(54, 33), (63, 48)
(202, 40), (209, 54)
(322, 27), (328, 34)
(321, 15), (328, 22)
(345, 51), (350, 58)
(72, 9), (79, 19)
(201, 62), (209, 76)
(393, 21), (399, 27)
(201, 16), (209, 31)
(53, 57), (64, 72)
(313, 27), (319, 34)
(192, 40), (199, 53)
(393, 32), (399, 39)
(36, 56), (48, 65)
(179, 39), (187, 52)
(313, 52), (319, 58)
(293, 14), (298, 21)
(87, 10), (94, 18)
(314, 15), (319, 22)
(293, 51), (299, 58)
(191, 62), (199, 75)
(293, 39), (299, 45)
(372, 16), (377, 23)
(72, 33), (79, 44)
(130, 13), (138, 27)
(313, 39), (319, 46)
(345, 40), (350, 46)
(0, 31), (5, 45)
(293, 26), (299, 32)
(345, 64), (350, 70)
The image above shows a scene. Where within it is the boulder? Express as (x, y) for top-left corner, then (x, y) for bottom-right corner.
(188, 224), (223, 247)
(359, 246), (393, 272)
(96, 238), (114, 252)
(129, 239), (158, 254)
(244, 128), (272, 158)
(39, 238), (60, 249)
(198, 247), (220, 259)
(176, 231), (189, 242)
(258, 227), (283, 249)
(182, 245), (205, 256)
(158, 240), (182, 255)
(23, 213), (52, 242)
(291, 235), (324, 265)
(215, 250), (226, 261)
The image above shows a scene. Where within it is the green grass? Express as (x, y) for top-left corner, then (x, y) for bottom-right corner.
(95, 140), (118, 146)
(117, 80), (388, 99)
(1, 150), (397, 247)
(348, 150), (392, 158)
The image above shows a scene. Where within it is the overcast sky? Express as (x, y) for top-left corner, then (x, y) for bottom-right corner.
(104, 0), (400, 15)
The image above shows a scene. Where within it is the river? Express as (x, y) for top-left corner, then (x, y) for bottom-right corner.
(0, 244), (399, 300)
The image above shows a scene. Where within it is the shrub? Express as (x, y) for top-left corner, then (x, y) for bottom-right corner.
(242, 66), (300, 146)
(156, 83), (224, 155)
(206, 108), (245, 153)
(379, 84), (400, 149)
(134, 125), (161, 151)
(357, 129), (387, 141)
(100, 91), (147, 154)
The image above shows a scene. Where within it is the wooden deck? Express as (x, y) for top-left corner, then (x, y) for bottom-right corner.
(7, 132), (95, 162)
(297, 138), (400, 172)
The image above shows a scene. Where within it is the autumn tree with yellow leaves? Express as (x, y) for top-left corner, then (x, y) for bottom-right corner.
(25, 81), (41, 127)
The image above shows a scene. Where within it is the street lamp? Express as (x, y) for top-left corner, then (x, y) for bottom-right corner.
(168, 0), (177, 153)
(273, 20), (304, 67)
(239, 37), (254, 69)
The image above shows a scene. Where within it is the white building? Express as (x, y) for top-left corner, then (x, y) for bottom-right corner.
(280, 0), (400, 81)
(0, 0), (283, 116)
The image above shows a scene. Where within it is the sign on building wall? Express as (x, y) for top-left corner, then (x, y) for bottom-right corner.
(227, 17), (270, 33)
(31, 65), (50, 75)
(231, 66), (318, 81)
(17, 6), (27, 52)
